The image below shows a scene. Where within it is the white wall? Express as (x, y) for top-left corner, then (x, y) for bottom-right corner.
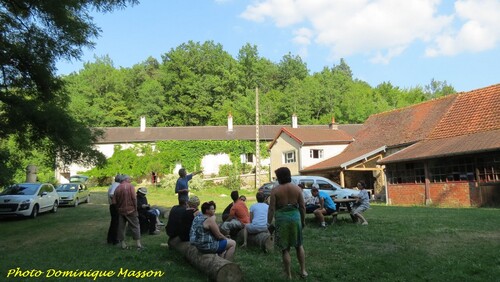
(299, 144), (349, 169)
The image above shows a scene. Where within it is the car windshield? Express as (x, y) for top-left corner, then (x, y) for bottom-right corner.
(56, 184), (79, 192)
(0, 184), (39, 195)
(69, 175), (88, 183)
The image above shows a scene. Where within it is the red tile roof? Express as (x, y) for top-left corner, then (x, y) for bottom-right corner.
(379, 129), (500, 163)
(302, 93), (459, 172)
(428, 84), (500, 139)
(95, 124), (363, 144)
(380, 83), (500, 163)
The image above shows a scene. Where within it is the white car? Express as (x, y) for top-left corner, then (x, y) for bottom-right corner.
(291, 175), (360, 199)
(0, 183), (59, 218)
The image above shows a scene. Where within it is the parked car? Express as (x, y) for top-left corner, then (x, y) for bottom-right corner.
(69, 175), (89, 184)
(259, 176), (359, 200)
(0, 183), (59, 218)
(56, 183), (90, 207)
(291, 175), (359, 199)
(258, 182), (276, 200)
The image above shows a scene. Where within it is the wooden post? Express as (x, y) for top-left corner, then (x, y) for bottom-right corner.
(168, 237), (243, 282)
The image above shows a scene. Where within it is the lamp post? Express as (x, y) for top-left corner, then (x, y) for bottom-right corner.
(255, 87), (260, 189)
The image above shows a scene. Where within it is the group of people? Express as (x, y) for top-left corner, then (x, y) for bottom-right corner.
(166, 170), (272, 261)
(299, 181), (370, 227)
(106, 166), (370, 279)
(169, 166), (309, 279)
(106, 174), (164, 251)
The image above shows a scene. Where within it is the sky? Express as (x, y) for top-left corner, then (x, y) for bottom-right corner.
(56, 0), (500, 92)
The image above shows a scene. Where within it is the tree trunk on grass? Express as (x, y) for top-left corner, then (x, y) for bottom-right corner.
(236, 230), (274, 253)
(168, 237), (243, 282)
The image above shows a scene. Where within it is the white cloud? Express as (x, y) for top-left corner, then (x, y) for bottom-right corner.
(292, 27), (313, 45)
(240, 0), (304, 27)
(241, 0), (500, 63)
(426, 0), (500, 56)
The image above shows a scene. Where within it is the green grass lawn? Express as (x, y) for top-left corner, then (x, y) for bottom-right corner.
(1, 186), (499, 281)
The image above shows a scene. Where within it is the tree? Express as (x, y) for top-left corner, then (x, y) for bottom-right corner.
(160, 41), (240, 126)
(425, 79), (456, 98)
(0, 0), (138, 184)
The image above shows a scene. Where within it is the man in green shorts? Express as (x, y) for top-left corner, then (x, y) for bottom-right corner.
(267, 167), (308, 279)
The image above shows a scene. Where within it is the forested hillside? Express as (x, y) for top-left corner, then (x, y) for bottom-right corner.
(63, 41), (456, 128)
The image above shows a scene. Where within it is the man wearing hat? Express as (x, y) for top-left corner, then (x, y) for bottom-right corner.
(137, 187), (162, 235)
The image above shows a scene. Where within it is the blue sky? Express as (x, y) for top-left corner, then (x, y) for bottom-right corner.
(56, 0), (500, 92)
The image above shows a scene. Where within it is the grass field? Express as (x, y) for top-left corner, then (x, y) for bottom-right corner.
(1, 186), (500, 282)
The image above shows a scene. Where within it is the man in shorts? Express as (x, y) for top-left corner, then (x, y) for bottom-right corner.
(311, 187), (338, 228)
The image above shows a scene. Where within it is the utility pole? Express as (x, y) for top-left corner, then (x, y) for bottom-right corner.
(255, 87), (260, 189)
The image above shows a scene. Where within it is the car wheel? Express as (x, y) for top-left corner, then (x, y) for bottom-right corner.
(85, 195), (90, 203)
(30, 204), (39, 219)
(51, 201), (58, 213)
(74, 198), (79, 207)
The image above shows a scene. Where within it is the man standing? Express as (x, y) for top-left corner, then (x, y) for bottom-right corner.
(107, 174), (122, 245)
(175, 168), (202, 205)
(268, 167), (307, 279)
(113, 175), (143, 250)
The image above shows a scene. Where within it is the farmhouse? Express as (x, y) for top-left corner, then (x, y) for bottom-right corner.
(299, 83), (500, 207)
(55, 115), (362, 183)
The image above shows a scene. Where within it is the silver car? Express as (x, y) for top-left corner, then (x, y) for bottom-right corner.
(291, 175), (360, 199)
(259, 176), (359, 200)
(0, 183), (59, 218)
(56, 183), (90, 207)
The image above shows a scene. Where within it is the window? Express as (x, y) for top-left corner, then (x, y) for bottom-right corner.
(429, 157), (475, 183)
(240, 153), (254, 163)
(283, 151), (296, 164)
(387, 152), (500, 184)
(310, 149), (324, 159)
(387, 162), (425, 184)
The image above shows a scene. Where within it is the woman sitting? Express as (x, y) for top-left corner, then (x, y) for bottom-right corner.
(189, 201), (236, 260)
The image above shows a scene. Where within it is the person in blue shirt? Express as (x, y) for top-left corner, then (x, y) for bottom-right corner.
(175, 168), (202, 204)
(311, 186), (337, 228)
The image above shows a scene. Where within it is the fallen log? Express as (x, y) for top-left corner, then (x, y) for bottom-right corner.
(168, 237), (243, 282)
(236, 230), (274, 253)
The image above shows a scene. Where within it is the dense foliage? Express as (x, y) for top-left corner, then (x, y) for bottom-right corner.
(63, 43), (456, 128)
(83, 140), (269, 188)
(0, 0), (138, 185)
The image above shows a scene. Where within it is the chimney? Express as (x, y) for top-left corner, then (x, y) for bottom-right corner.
(227, 113), (233, 132)
(140, 116), (146, 132)
(291, 113), (298, 128)
(329, 116), (338, 130)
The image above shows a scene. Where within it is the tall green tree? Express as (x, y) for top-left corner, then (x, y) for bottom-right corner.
(160, 41), (240, 126)
(0, 0), (138, 184)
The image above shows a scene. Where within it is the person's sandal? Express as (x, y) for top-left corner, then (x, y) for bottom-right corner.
(137, 246), (146, 251)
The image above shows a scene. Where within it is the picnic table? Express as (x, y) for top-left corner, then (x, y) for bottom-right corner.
(332, 197), (357, 223)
